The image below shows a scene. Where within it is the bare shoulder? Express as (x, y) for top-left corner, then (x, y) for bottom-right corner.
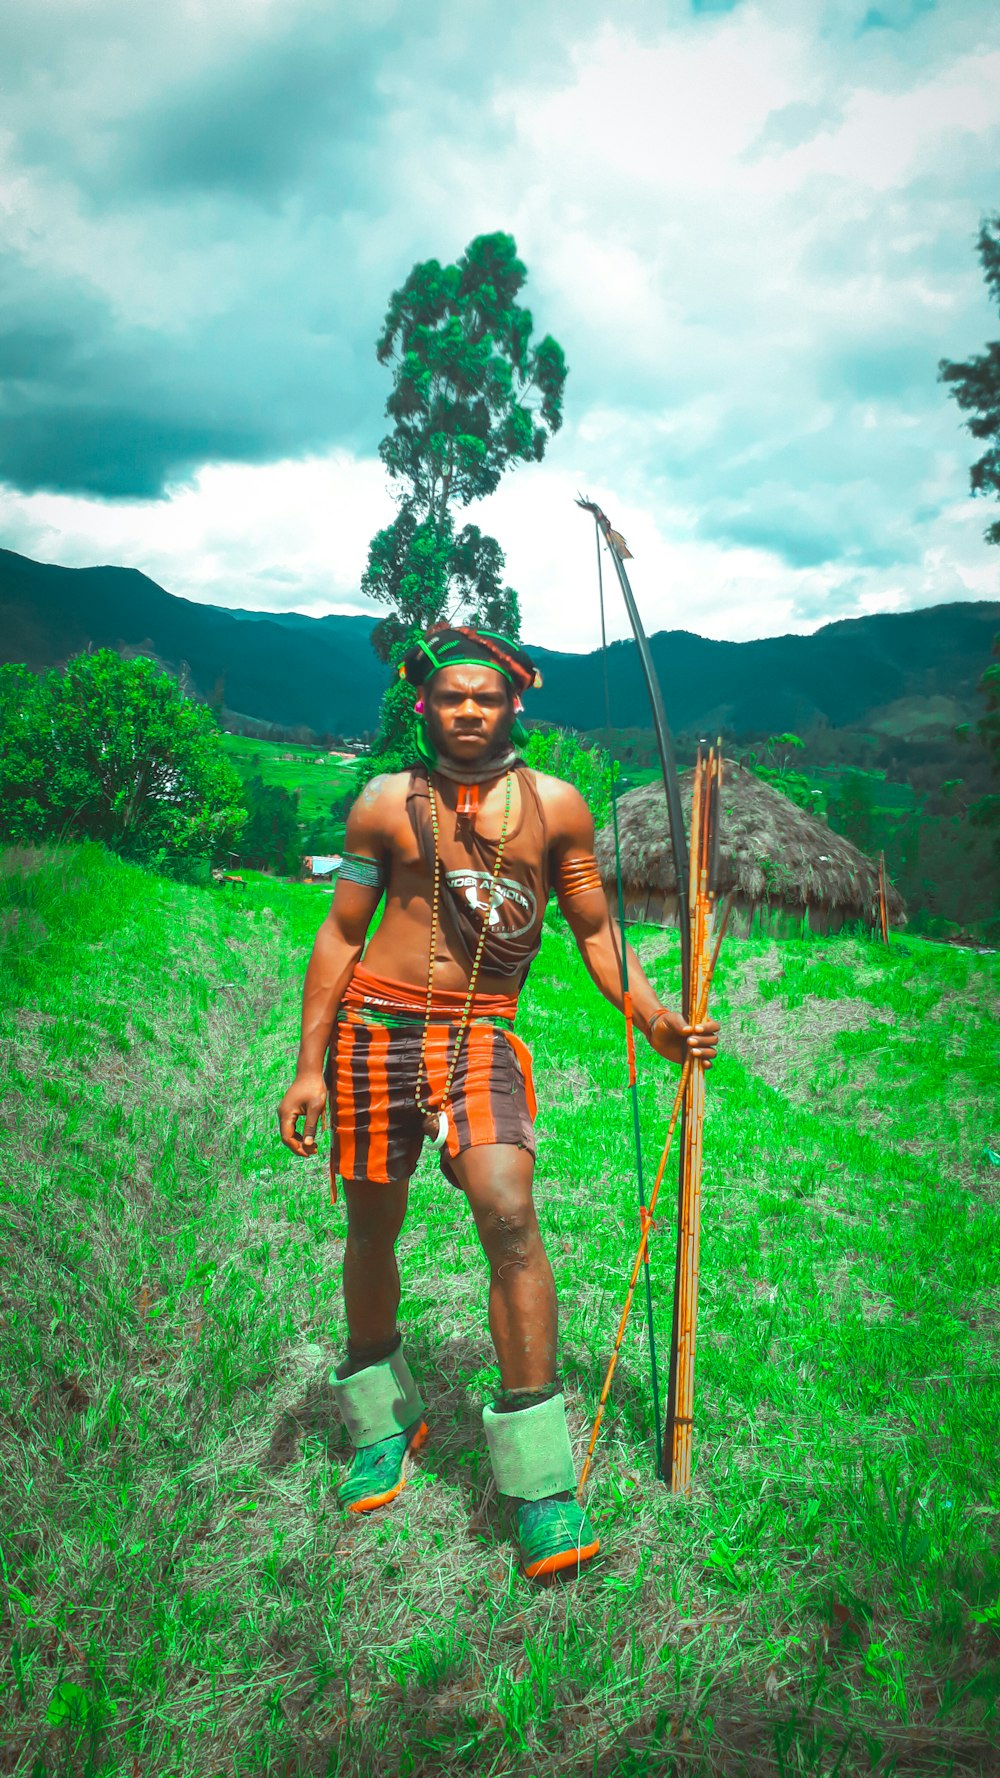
(344, 768), (413, 849)
(527, 768), (594, 848)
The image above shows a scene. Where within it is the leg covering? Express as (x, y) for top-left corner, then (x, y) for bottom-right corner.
(330, 1341), (426, 1447)
(483, 1391), (600, 1579)
(482, 1391), (577, 1502)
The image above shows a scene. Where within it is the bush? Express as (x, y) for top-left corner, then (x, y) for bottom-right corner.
(0, 652), (245, 869)
(521, 728), (617, 832)
(236, 776), (302, 876)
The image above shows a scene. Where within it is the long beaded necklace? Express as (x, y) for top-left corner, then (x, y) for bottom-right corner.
(416, 769), (513, 1150)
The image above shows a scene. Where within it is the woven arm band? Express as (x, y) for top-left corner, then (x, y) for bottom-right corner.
(338, 852), (387, 891)
(555, 853), (603, 900)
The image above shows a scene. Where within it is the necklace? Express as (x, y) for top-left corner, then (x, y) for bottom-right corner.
(416, 769), (513, 1150)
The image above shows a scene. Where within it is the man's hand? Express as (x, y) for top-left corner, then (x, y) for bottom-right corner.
(278, 1072), (328, 1157)
(647, 1009), (720, 1070)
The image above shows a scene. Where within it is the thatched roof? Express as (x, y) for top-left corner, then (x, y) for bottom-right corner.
(594, 761), (906, 922)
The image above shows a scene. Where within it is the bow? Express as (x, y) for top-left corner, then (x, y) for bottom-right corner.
(577, 494), (694, 1486)
(576, 497), (691, 1010)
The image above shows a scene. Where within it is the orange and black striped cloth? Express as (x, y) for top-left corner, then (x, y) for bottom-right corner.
(325, 966), (537, 1198)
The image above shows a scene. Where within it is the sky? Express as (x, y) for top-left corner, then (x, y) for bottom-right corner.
(0, 0), (998, 652)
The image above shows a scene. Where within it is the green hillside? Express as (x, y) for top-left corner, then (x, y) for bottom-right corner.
(2, 843), (998, 1775)
(220, 734), (355, 836)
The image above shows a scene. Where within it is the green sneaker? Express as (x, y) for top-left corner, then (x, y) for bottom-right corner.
(514, 1493), (601, 1579)
(337, 1418), (429, 1514)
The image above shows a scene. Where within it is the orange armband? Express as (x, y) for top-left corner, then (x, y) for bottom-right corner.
(555, 854), (603, 900)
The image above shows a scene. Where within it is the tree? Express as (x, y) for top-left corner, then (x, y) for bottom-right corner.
(827, 770), (877, 856)
(0, 650), (245, 872)
(739, 733), (824, 815)
(360, 232), (567, 762)
(521, 729), (616, 835)
(939, 213), (1000, 545)
(236, 776), (302, 876)
(957, 631), (1000, 855)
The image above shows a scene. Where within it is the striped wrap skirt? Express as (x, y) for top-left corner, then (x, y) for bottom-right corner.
(325, 966), (537, 1197)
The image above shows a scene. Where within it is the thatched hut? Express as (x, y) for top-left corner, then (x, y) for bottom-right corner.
(594, 761), (906, 937)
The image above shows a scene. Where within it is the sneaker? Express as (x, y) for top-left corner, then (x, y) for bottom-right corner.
(514, 1492), (600, 1579)
(337, 1418), (429, 1513)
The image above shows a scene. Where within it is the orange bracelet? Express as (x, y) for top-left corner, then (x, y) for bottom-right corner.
(556, 854), (603, 899)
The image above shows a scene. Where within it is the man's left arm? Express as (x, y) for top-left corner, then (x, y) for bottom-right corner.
(549, 784), (720, 1070)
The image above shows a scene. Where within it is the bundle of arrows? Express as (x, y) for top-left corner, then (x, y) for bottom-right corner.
(578, 742), (732, 1502)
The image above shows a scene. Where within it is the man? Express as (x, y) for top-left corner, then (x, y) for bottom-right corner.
(278, 625), (720, 1581)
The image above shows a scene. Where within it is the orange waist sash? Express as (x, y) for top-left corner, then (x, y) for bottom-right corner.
(341, 963), (519, 1025)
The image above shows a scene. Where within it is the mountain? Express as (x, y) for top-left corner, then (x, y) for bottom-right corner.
(530, 602), (999, 737)
(2, 546), (997, 740)
(0, 548), (384, 736)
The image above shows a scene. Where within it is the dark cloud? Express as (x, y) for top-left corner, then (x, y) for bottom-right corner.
(0, 236), (382, 495)
(859, 0), (937, 33)
(118, 21), (388, 201)
(0, 0), (608, 496)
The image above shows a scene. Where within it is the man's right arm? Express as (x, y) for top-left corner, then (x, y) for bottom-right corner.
(278, 777), (393, 1156)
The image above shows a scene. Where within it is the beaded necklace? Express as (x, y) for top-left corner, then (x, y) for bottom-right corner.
(416, 769), (513, 1150)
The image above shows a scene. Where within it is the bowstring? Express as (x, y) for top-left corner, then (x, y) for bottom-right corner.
(594, 520), (665, 1483)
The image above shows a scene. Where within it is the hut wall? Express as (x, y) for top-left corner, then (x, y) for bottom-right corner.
(612, 888), (876, 940)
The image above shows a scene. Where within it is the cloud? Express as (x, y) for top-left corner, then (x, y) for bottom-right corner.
(0, 0), (997, 644)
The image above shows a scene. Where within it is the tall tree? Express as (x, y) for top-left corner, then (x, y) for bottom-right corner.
(940, 219), (1000, 864)
(939, 213), (1000, 545)
(360, 233), (567, 762)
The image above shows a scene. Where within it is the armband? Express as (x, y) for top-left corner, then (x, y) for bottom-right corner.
(338, 852), (387, 891)
(555, 854), (603, 900)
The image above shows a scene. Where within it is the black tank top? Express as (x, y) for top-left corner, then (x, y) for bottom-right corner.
(405, 762), (550, 984)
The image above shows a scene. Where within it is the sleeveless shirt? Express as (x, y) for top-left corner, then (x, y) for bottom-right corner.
(405, 762), (550, 985)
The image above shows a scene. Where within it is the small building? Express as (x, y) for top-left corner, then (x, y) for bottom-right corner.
(304, 854), (342, 883)
(594, 762), (906, 938)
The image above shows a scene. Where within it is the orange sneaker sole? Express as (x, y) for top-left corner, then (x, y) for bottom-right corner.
(345, 1420), (430, 1514)
(523, 1536), (601, 1579)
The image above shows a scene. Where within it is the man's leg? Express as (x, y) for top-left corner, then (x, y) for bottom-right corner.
(331, 1173), (428, 1511)
(340, 1173), (410, 1360)
(450, 1143), (600, 1579)
(448, 1143), (557, 1390)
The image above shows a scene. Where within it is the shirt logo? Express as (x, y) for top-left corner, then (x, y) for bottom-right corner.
(445, 871), (537, 935)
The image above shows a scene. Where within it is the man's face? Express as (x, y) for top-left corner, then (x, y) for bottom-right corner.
(424, 665), (514, 767)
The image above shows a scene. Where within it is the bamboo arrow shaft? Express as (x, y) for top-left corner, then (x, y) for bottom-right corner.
(577, 887), (733, 1501)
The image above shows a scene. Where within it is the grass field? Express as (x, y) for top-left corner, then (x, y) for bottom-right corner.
(1, 843), (998, 1777)
(220, 735), (356, 831)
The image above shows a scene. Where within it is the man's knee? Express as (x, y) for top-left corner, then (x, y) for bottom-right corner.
(343, 1177), (408, 1249)
(476, 1198), (540, 1273)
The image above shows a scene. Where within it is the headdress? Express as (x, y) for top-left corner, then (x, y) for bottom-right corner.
(398, 626), (542, 769)
(399, 626), (542, 694)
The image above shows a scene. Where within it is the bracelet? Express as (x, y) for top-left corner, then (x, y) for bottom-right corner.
(646, 1008), (672, 1038)
(555, 853), (603, 900)
(338, 852), (386, 891)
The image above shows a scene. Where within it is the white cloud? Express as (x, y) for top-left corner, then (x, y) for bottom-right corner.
(0, 455), (393, 617)
(1, 439), (993, 652)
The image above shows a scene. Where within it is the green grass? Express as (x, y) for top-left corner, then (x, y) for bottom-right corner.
(220, 733), (356, 829)
(1, 843), (999, 1776)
